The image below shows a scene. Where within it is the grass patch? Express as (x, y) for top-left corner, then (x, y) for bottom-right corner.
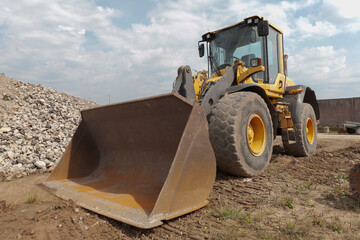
(350, 201), (360, 213)
(282, 200), (294, 209)
(300, 200), (315, 208)
(217, 226), (241, 240)
(312, 215), (325, 227)
(325, 187), (349, 201)
(278, 219), (311, 239)
(296, 180), (315, 195)
(26, 193), (38, 204)
(329, 173), (349, 183)
(334, 188), (346, 197)
(329, 224), (342, 233)
(212, 207), (251, 224)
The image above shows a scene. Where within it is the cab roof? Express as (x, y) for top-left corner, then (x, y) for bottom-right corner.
(201, 15), (283, 40)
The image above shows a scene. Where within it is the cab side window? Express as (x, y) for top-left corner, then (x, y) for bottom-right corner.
(267, 28), (279, 83)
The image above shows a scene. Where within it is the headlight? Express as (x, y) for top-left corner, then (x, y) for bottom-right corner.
(250, 58), (262, 67)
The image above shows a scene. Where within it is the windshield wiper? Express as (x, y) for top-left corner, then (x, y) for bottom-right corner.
(209, 55), (223, 77)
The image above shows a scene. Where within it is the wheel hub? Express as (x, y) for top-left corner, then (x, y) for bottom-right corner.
(247, 113), (266, 156)
(247, 125), (254, 145)
(306, 117), (315, 145)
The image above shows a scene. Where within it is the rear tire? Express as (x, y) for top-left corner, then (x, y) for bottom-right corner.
(283, 103), (317, 157)
(209, 92), (273, 177)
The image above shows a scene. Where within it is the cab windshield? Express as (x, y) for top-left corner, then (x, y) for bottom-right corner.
(209, 24), (265, 82)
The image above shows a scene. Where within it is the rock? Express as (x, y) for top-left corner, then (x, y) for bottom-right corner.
(7, 151), (15, 160)
(0, 126), (11, 133)
(34, 160), (46, 169)
(0, 74), (98, 180)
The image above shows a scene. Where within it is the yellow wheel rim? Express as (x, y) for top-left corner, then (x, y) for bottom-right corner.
(306, 117), (315, 145)
(247, 113), (266, 156)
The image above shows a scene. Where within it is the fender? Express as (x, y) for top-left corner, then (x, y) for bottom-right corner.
(281, 85), (320, 123)
(226, 84), (279, 137)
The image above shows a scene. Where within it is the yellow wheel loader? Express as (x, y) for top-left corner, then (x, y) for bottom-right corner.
(44, 16), (320, 228)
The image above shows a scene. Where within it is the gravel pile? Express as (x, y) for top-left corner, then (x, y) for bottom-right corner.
(0, 73), (98, 181)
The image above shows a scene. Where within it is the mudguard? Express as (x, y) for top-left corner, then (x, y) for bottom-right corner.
(280, 85), (320, 123)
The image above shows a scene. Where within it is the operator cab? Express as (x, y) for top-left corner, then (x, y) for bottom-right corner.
(199, 16), (284, 86)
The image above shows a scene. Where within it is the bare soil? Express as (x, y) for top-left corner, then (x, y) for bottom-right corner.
(1, 134), (360, 240)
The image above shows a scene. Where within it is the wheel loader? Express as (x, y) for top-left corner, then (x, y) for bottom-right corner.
(44, 16), (320, 229)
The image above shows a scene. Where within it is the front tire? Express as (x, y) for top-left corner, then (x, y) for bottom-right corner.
(209, 92), (273, 177)
(283, 103), (317, 156)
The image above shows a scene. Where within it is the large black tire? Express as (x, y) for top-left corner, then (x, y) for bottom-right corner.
(283, 103), (317, 157)
(209, 92), (273, 177)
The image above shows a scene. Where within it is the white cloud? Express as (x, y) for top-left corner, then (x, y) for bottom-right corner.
(0, 0), (213, 103)
(56, 25), (86, 37)
(321, 0), (360, 32)
(325, 0), (358, 19)
(0, 0), (359, 104)
(295, 17), (339, 39)
(288, 46), (360, 99)
(281, 0), (320, 11)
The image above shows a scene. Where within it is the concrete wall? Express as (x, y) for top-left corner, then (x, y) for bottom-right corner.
(318, 97), (360, 126)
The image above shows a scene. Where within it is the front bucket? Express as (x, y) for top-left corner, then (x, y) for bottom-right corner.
(43, 93), (216, 229)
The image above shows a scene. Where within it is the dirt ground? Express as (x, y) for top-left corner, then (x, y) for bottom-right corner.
(1, 133), (360, 240)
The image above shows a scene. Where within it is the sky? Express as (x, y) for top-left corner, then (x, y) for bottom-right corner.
(0, 0), (359, 104)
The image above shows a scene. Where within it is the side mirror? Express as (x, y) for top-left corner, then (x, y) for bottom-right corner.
(257, 20), (269, 36)
(198, 44), (205, 58)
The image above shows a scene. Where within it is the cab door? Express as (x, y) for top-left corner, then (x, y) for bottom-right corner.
(263, 26), (286, 98)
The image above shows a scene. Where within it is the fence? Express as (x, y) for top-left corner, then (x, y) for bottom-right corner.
(318, 97), (360, 126)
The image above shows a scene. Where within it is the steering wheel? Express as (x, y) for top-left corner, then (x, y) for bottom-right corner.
(218, 63), (231, 70)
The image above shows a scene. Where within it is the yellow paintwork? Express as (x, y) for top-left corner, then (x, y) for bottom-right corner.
(211, 68), (230, 78)
(193, 72), (207, 100)
(288, 89), (304, 95)
(236, 64), (265, 84)
(286, 77), (295, 87)
(243, 72), (286, 98)
(194, 68), (287, 99)
(194, 15), (300, 101)
(247, 113), (266, 156)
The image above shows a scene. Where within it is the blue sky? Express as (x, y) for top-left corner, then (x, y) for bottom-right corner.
(0, 0), (359, 104)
